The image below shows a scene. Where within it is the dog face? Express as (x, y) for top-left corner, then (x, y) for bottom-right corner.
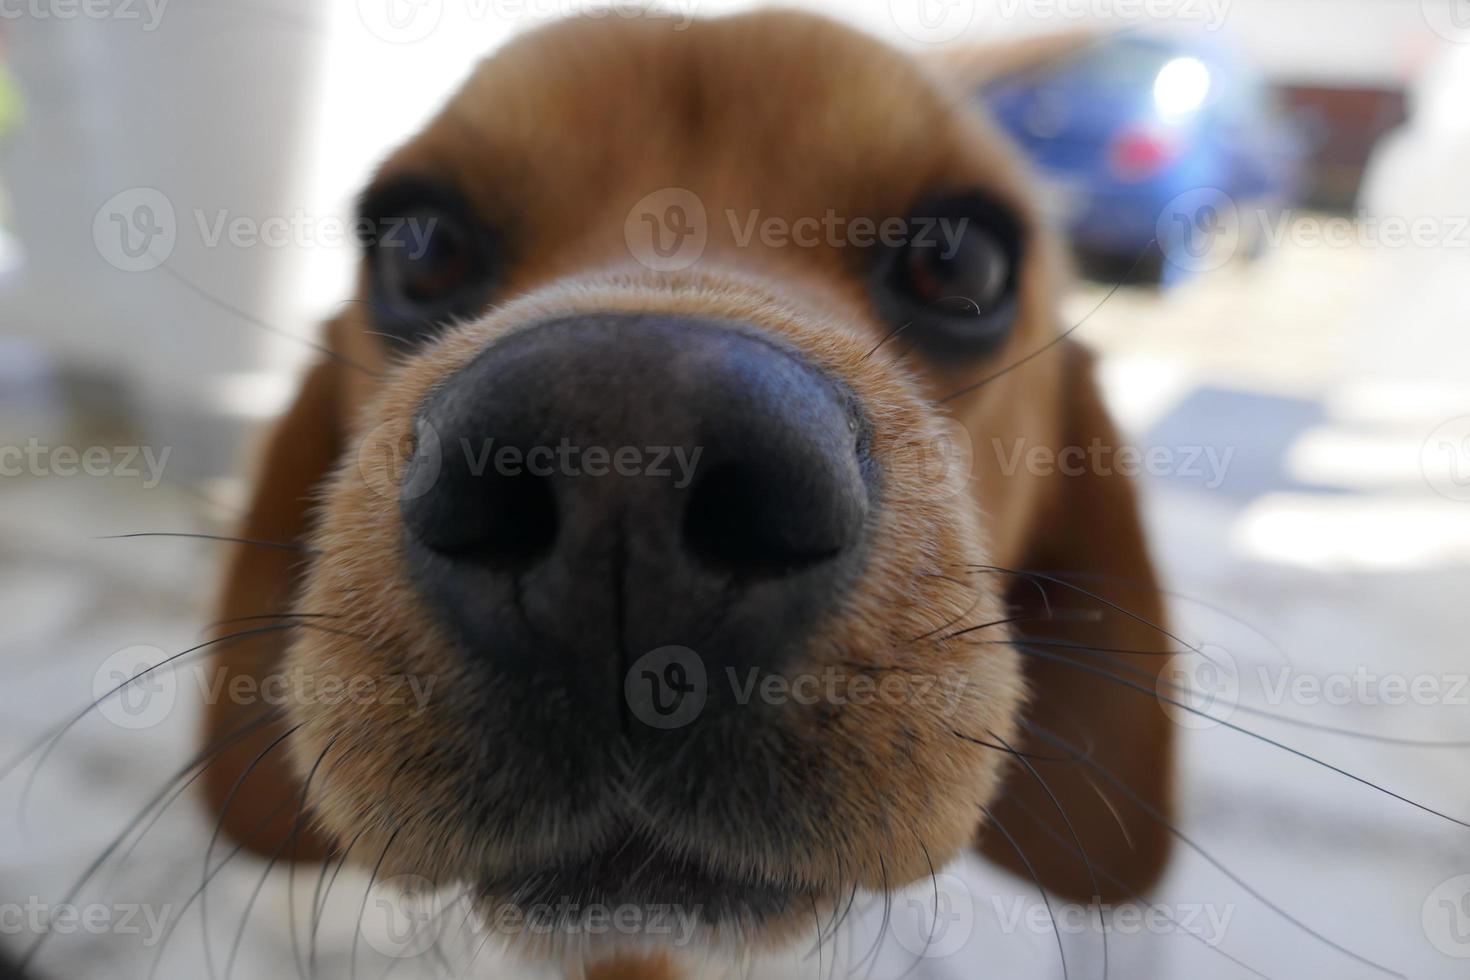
(204, 10), (1174, 970)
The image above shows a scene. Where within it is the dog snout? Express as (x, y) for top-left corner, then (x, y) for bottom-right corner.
(399, 313), (875, 720)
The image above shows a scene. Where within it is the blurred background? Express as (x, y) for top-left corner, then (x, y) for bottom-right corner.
(1, 0), (1468, 977)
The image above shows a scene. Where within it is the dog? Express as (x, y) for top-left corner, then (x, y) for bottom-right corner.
(200, 12), (1173, 978)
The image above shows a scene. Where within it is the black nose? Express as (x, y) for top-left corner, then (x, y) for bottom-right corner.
(399, 314), (873, 724)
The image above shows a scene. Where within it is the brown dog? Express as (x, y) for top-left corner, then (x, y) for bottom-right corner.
(201, 11), (1173, 978)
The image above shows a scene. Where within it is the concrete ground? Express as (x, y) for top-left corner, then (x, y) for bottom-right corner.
(1, 217), (1468, 979)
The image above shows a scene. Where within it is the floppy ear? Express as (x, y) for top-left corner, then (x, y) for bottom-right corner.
(201, 353), (346, 860)
(977, 342), (1175, 902)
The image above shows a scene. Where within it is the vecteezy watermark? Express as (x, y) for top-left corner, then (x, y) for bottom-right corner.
(991, 437), (1235, 490)
(1257, 667), (1470, 708)
(1423, 0), (1470, 44)
(355, 0), (698, 44)
(990, 0), (1230, 29)
(1159, 191), (1470, 274)
(357, 419), (706, 502)
(993, 896), (1236, 946)
(485, 898), (703, 946)
(455, 438), (703, 489)
(0, 0), (168, 30)
(889, 0), (975, 44)
(623, 189), (975, 272)
(92, 651), (437, 731)
(624, 648), (971, 730)
(891, 873), (976, 958)
(1157, 188), (1242, 274)
(1423, 417), (1470, 503)
(1424, 874), (1470, 958)
(725, 666), (971, 715)
(899, 418), (976, 498)
(93, 188), (176, 273)
(191, 209), (440, 256)
(725, 211), (971, 258)
(0, 899), (172, 946)
(624, 188), (709, 273)
(1258, 210), (1470, 251)
(625, 646), (708, 730)
(361, 875), (445, 959)
(93, 190), (445, 272)
(1158, 645), (1238, 730)
(0, 439), (171, 488)
(94, 646), (177, 730)
(360, 875), (704, 959)
(891, 0), (1230, 44)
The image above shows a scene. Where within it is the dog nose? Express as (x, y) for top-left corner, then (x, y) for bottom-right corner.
(399, 314), (873, 715)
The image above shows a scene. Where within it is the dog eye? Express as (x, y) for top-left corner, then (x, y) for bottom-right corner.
(359, 180), (498, 346)
(872, 191), (1025, 357)
(376, 207), (475, 307)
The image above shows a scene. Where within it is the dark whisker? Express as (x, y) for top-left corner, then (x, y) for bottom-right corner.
(198, 723), (307, 980)
(94, 532), (316, 553)
(224, 735), (339, 980)
(936, 240), (1159, 405)
(1006, 793), (1278, 980)
(951, 729), (1078, 762)
(351, 827), (404, 980)
(1006, 636), (1470, 746)
(153, 260), (382, 378)
(14, 706), (285, 971)
(909, 572), (985, 641)
(978, 802), (1070, 980)
(310, 829), (365, 978)
(9, 623), (304, 816)
(1012, 643), (1470, 828)
(1021, 719), (1408, 979)
(938, 612), (1047, 643)
(992, 728), (1109, 980)
(966, 564), (1217, 664)
(104, 707), (288, 889)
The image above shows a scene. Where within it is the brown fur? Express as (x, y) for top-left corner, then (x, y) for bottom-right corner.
(202, 11), (1174, 977)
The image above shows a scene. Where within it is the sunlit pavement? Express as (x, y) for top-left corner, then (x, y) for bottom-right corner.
(1071, 217), (1470, 979)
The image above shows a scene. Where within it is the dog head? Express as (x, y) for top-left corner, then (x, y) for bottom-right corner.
(204, 11), (1174, 971)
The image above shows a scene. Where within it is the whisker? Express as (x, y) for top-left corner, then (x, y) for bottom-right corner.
(1006, 793), (1279, 980)
(9, 623), (304, 817)
(94, 532), (316, 554)
(1003, 636), (1470, 746)
(351, 827), (404, 980)
(854, 852), (892, 980)
(310, 829), (365, 977)
(14, 706), (285, 971)
(104, 707), (289, 889)
(1021, 719), (1408, 979)
(1033, 568), (1299, 667)
(1011, 643), (1470, 828)
(978, 802), (1070, 980)
(991, 728), (1108, 980)
(909, 573), (986, 641)
(937, 612), (1046, 643)
(223, 736), (339, 980)
(966, 564), (1216, 664)
(951, 729), (1078, 762)
(198, 723), (307, 980)
(153, 259), (381, 378)
(146, 789), (304, 980)
(936, 240), (1158, 405)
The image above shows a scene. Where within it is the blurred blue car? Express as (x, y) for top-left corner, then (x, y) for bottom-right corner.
(981, 34), (1302, 284)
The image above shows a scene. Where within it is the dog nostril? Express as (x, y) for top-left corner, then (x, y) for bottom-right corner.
(407, 467), (558, 570)
(684, 462), (845, 576)
(472, 470), (559, 567)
